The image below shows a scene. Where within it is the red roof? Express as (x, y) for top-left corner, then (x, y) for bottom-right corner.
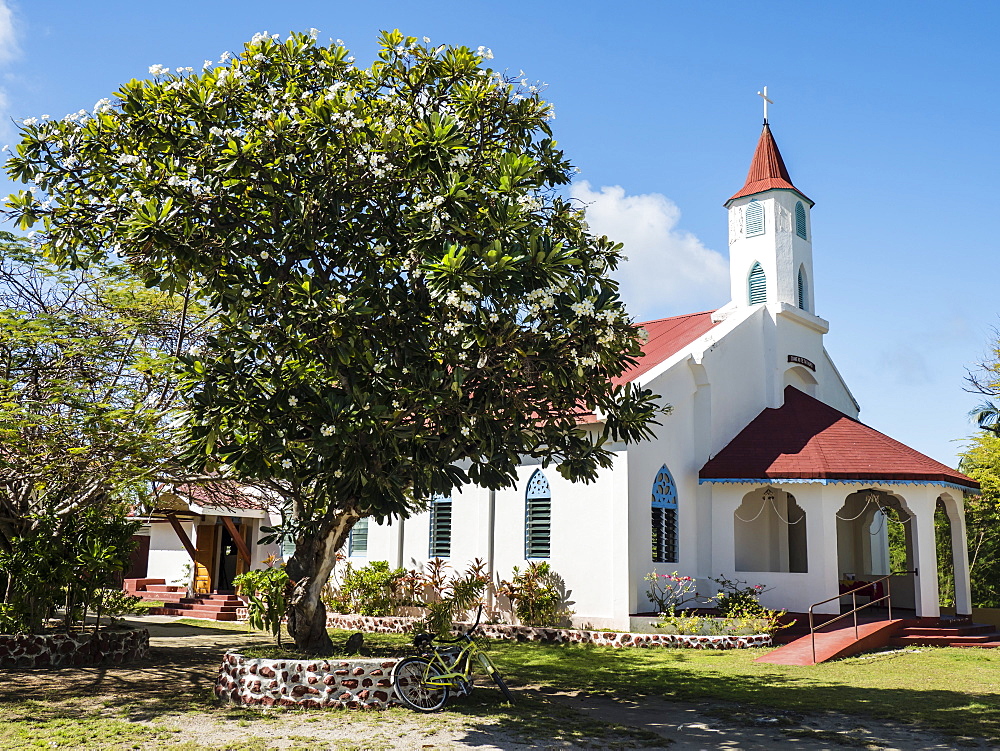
(616, 311), (720, 385)
(726, 123), (812, 206)
(700, 386), (977, 488)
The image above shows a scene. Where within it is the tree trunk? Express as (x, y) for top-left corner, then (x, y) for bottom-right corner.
(285, 510), (359, 653)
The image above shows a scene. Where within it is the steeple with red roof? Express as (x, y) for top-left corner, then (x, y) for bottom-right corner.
(725, 123), (812, 207)
(724, 105), (818, 317)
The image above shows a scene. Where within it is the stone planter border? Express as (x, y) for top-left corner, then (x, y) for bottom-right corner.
(215, 652), (402, 709)
(0, 628), (149, 668)
(325, 614), (771, 650)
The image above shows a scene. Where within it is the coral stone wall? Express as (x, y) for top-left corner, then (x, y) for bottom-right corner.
(0, 628), (149, 668)
(325, 614), (772, 650)
(216, 653), (400, 709)
(216, 650), (463, 709)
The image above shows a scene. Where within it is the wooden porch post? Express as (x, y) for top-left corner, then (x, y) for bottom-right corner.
(166, 512), (198, 562)
(220, 515), (253, 568)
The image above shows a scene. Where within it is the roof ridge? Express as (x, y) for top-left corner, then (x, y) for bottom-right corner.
(637, 310), (716, 326)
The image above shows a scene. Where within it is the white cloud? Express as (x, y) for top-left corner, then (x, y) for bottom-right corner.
(0, 2), (17, 63)
(570, 181), (729, 321)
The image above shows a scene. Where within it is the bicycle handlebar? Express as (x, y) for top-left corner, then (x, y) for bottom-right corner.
(425, 605), (484, 644)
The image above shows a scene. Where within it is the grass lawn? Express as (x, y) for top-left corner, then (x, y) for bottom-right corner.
(2, 619), (996, 748)
(485, 637), (1000, 741)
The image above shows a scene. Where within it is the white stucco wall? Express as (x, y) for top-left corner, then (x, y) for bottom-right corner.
(146, 520), (194, 585)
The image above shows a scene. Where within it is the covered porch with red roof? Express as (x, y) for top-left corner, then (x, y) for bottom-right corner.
(699, 387), (978, 619)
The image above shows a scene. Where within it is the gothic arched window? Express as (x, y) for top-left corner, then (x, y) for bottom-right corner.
(525, 470), (551, 559)
(746, 200), (765, 236)
(652, 465), (678, 563)
(748, 262), (766, 305)
(797, 267), (808, 311)
(795, 201), (808, 239)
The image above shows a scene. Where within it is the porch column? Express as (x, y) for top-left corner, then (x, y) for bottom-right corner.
(907, 490), (940, 618)
(808, 484), (844, 615)
(942, 493), (973, 617)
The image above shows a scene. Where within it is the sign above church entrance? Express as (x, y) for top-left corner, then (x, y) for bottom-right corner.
(788, 355), (816, 371)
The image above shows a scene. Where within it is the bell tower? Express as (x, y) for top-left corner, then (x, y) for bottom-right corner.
(724, 106), (815, 313)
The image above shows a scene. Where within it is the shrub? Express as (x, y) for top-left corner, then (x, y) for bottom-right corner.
(234, 561), (290, 646)
(412, 558), (489, 635)
(707, 574), (791, 634)
(327, 561), (406, 617)
(644, 571), (698, 615)
(498, 562), (573, 627)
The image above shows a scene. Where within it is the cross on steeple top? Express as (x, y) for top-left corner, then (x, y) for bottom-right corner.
(757, 86), (773, 123)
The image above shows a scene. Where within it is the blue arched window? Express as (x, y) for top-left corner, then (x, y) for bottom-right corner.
(795, 201), (807, 240)
(748, 262), (766, 305)
(428, 495), (452, 558)
(746, 200), (765, 236)
(797, 267), (807, 311)
(525, 470), (551, 559)
(652, 465), (678, 563)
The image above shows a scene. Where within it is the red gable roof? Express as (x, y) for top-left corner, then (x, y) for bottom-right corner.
(726, 123), (813, 206)
(616, 311), (720, 385)
(700, 386), (977, 489)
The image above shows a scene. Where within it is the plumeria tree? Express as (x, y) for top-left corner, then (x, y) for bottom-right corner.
(5, 29), (665, 651)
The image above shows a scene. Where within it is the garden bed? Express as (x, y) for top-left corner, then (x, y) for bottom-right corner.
(326, 614), (771, 650)
(0, 627), (149, 668)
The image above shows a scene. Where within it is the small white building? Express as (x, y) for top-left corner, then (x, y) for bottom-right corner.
(131, 121), (977, 628)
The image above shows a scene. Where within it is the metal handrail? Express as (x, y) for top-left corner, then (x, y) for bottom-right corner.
(808, 570), (916, 664)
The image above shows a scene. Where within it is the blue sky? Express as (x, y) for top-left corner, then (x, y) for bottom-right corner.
(2, 1), (997, 466)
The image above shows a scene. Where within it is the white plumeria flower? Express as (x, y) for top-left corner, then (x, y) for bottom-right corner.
(288, 396), (299, 407)
(260, 251), (269, 260)
(333, 469), (343, 478)
(321, 424), (335, 437)
(149, 64), (169, 75)
(242, 289), (252, 298)
(461, 426), (470, 436)
(281, 459), (293, 469)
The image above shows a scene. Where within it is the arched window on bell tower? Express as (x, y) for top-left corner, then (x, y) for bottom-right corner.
(795, 201), (807, 240)
(746, 200), (765, 237)
(748, 262), (766, 305)
(797, 266), (808, 311)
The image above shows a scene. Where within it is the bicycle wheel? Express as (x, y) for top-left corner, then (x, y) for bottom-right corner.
(491, 670), (515, 703)
(477, 653), (515, 703)
(392, 657), (450, 712)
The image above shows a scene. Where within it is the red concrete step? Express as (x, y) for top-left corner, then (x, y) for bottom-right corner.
(133, 591), (186, 603)
(890, 634), (1000, 647)
(150, 606), (240, 621)
(756, 619), (904, 665)
(145, 584), (186, 593)
(898, 623), (995, 636)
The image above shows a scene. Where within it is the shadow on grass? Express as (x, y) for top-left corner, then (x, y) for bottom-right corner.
(0, 629), (996, 747)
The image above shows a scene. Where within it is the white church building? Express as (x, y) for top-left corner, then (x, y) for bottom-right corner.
(132, 121), (977, 629)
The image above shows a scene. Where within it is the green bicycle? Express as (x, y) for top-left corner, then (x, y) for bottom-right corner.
(392, 607), (514, 711)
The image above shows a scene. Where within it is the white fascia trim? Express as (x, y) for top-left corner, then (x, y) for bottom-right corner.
(823, 346), (861, 413)
(775, 302), (830, 334)
(634, 304), (759, 389)
(698, 477), (974, 493)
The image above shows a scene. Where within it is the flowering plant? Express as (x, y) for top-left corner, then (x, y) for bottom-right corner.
(707, 574), (792, 632)
(644, 571), (698, 615)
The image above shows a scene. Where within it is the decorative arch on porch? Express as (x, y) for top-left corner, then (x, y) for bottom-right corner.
(734, 486), (807, 573)
(835, 488), (924, 613)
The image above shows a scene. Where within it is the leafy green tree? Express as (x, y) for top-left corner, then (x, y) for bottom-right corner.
(4, 30), (665, 652)
(957, 432), (1000, 608)
(0, 234), (196, 553)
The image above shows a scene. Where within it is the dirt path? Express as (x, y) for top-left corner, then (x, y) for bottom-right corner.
(540, 688), (996, 750)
